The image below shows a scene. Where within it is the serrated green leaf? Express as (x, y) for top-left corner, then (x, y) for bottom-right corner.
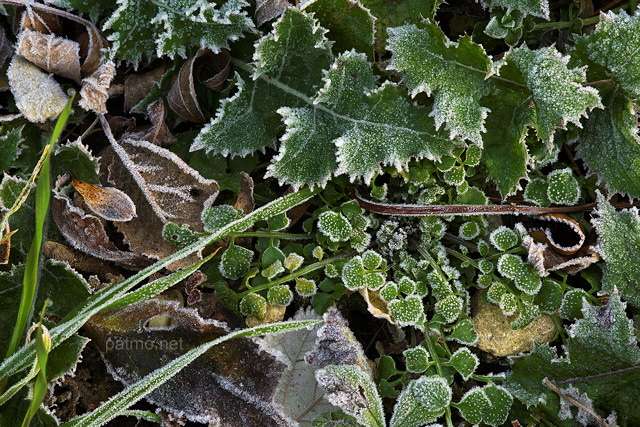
(52, 139), (100, 184)
(573, 10), (640, 97)
(103, 0), (254, 63)
(558, 289), (589, 320)
(591, 193), (640, 307)
(318, 211), (352, 242)
(575, 88), (640, 198)
(505, 292), (640, 424)
(192, 9), (333, 157)
(388, 23), (491, 144)
(302, 0), (375, 58)
(0, 128), (22, 174)
(455, 388), (489, 424)
(390, 375), (451, 427)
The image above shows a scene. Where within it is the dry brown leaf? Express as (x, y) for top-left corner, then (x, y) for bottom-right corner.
(234, 171), (254, 215)
(79, 60), (115, 114)
(0, 27), (14, 70)
(124, 63), (169, 113)
(52, 174), (152, 268)
(255, 0), (289, 26)
(168, 49), (230, 123)
(125, 99), (176, 148)
(7, 54), (69, 122)
(0, 218), (11, 265)
(99, 117), (219, 268)
(18, 6), (62, 35)
(17, 28), (81, 83)
(359, 288), (392, 322)
(43, 241), (123, 282)
(72, 178), (136, 222)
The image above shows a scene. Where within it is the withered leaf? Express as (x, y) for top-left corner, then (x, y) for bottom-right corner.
(125, 99), (176, 148)
(79, 60), (115, 114)
(0, 218), (11, 265)
(17, 28), (82, 83)
(255, 0), (289, 27)
(7, 54), (70, 122)
(52, 174), (151, 268)
(18, 6), (62, 35)
(83, 298), (295, 426)
(124, 63), (169, 113)
(100, 119), (219, 267)
(168, 49), (230, 123)
(0, 28), (14, 70)
(72, 178), (136, 222)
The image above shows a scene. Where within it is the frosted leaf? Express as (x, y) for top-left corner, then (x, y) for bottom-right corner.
(487, 0), (549, 19)
(455, 387), (489, 424)
(103, 0), (253, 64)
(546, 167), (580, 205)
(447, 318), (478, 345)
(79, 60), (116, 114)
(267, 284), (293, 306)
(388, 295), (424, 327)
(380, 282), (399, 302)
(458, 221), (480, 240)
(523, 177), (549, 206)
(497, 254), (541, 295)
(482, 385), (513, 426)
(390, 376), (451, 426)
(403, 346), (430, 373)
(295, 278), (316, 297)
(315, 365), (385, 427)
(239, 293), (268, 319)
(262, 260), (285, 279)
(398, 277), (417, 295)
(219, 244), (254, 280)
(487, 281), (508, 304)
(341, 256), (367, 291)
(8, 55), (70, 122)
(489, 226), (519, 251)
(573, 10), (640, 97)
(387, 23), (491, 144)
(499, 292), (518, 316)
(202, 204), (241, 232)
(497, 253), (521, 278)
(317, 211), (352, 242)
(254, 0), (287, 26)
(312, 245), (324, 260)
(362, 250), (383, 270)
(511, 301), (541, 329)
(16, 29), (81, 83)
(558, 289), (590, 320)
(71, 178), (136, 222)
(283, 253), (304, 271)
(591, 193), (640, 307)
(449, 347), (478, 381)
(443, 166), (466, 186)
(575, 88), (640, 198)
(434, 295), (463, 323)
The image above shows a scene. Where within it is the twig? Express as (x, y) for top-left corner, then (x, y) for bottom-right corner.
(542, 378), (610, 427)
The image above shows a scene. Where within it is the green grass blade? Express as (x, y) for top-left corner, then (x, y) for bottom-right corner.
(60, 319), (321, 427)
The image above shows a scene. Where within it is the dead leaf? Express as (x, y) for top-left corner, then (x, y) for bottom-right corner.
(168, 49), (230, 123)
(0, 27), (14, 70)
(124, 63), (169, 113)
(255, 0), (289, 26)
(42, 241), (123, 284)
(234, 172), (254, 215)
(0, 217), (11, 264)
(71, 177), (136, 222)
(246, 304), (286, 327)
(83, 298), (296, 426)
(52, 174), (151, 268)
(79, 60), (115, 114)
(359, 288), (392, 322)
(99, 117), (219, 268)
(7, 54), (69, 122)
(17, 6), (62, 35)
(125, 99), (176, 148)
(17, 29), (81, 83)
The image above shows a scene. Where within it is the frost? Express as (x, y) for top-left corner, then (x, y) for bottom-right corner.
(389, 295), (424, 327)
(317, 211), (352, 242)
(546, 167), (580, 205)
(390, 376), (451, 426)
(219, 244), (253, 280)
(489, 226), (519, 251)
(449, 347), (478, 380)
(403, 346), (430, 373)
(387, 24), (491, 144)
(487, 0), (550, 19)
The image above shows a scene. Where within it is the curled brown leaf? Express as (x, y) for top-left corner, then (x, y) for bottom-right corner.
(17, 28), (81, 83)
(168, 49), (230, 123)
(124, 63), (169, 113)
(71, 178), (136, 222)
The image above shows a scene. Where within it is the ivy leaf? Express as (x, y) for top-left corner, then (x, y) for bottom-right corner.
(575, 88), (640, 198)
(505, 292), (640, 424)
(591, 193), (640, 307)
(103, 0), (254, 64)
(573, 10), (640, 97)
(387, 23), (492, 144)
(192, 9), (334, 157)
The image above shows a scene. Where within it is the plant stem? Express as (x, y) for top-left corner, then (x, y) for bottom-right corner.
(230, 231), (311, 240)
(423, 332), (454, 427)
(239, 252), (354, 296)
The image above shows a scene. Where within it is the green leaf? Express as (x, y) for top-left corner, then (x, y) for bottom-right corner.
(505, 292), (640, 424)
(202, 204), (241, 233)
(390, 375), (451, 427)
(489, 226), (519, 251)
(315, 364), (385, 427)
(219, 244), (254, 280)
(192, 9), (333, 157)
(0, 128), (22, 174)
(575, 88), (640, 198)
(403, 346), (430, 373)
(449, 347), (478, 380)
(389, 295), (424, 327)
(573, 10), (640, 97)
(546, 167), (580, 205)
(301, 0), (375, 58)
(103, 0), (254, 64)
(318, 211), (352, 242)
(387, 23), (491, 144)
(52, 139), (100, 184)
(447, 318), (478, 345)
(591, 193), (640, 308)
(488, 0), (550, 19)
(497, 254), (541, 295)
(455, 388), (489, 424)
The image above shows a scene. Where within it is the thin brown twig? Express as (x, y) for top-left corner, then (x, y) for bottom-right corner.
(542, 379), (610, 427)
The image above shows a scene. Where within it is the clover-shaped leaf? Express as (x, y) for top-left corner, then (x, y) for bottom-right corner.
(389, 295), (424, 327)
(489, 226), (519, 251)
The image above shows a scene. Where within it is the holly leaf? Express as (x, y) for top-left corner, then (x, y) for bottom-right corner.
(575, 88), (640, 198)
(573, 10), (640, 97)
(485, 0), (550, 19)
(387, 23), (492, 144)
(102, 0), (254, 64)
(505, 292), (640, 424)
(591, 193), (640, 308)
